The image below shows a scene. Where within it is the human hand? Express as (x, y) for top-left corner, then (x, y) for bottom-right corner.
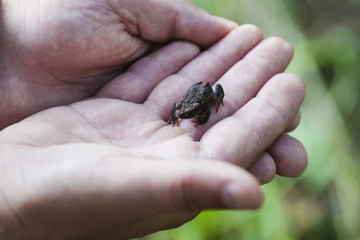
(0, 0), (236, 129)
(0, 25), (306, 239)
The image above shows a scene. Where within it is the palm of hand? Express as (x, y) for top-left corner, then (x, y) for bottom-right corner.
(3, 28), (298, 164)
(2, 24), (306, 176)
(0, 25), (306, 239)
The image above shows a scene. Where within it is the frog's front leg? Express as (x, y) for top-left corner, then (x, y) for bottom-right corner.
(167, 103), (180, 126)
(191, 109), (211, 126)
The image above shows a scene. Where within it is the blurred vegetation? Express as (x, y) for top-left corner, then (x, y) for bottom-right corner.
(137, 0), (360, 239)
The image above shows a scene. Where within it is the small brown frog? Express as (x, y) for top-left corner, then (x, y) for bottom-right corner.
(167, 81), (225, 126)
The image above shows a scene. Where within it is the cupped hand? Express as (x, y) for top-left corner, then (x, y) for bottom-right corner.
(0, 0), (236, 129)
(0, 25), (306, 239)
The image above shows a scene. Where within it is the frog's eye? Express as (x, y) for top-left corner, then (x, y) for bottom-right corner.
(192, 103), (200, 109)
(184, 102), (200, 113)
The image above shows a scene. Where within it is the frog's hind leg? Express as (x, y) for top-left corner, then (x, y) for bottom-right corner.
(191, 109), (211, 126)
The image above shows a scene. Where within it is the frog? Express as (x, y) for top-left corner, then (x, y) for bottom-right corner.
(167, 81), (225, 126)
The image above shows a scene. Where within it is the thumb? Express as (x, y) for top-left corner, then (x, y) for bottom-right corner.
(0, 144), (263, 239)
(88, 157), (263, 238)
(114, 0), (238, 48)
(151, 159), (263, 211)
(78, 155), (263, 212)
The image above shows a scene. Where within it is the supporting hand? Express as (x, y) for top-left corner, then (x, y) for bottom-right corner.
(0, 25), (306, 239)
(0, 0), (236, 128)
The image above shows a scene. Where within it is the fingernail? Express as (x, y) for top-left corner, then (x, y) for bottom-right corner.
(221, 183), (262, 209)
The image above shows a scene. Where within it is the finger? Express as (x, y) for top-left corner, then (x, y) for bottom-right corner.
(114, 0), (238, 48)
(267, 134), (308, 177)
(187, 37), (295, 139)
(146, 25), (263, 118)
(159, 159), (263, 211)
(97, 41), (200, 102)
(3, 144), (262, 239)
(248, 153), (276, 184)
(200, 73), (306, 168)
(216, 37), (294, 117)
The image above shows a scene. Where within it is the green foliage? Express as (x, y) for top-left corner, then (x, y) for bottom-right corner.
(137, 0), (360, 239)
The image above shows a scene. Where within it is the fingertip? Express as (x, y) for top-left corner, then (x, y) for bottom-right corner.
(282, 73), (306, 102)
(268, 134), (308, 177)
(285, 140), (308, 177)
(213, 16), (239, 30)
(198, 160), (263, 210)
(257, 72), (306, 125)
(274, 73), (306, 115)
(249, 153), (276, 184)
(221, 181), (263, 210)
(172, 160), (263, 211)
(172, 4), (238, 48)
(238, 24), (264, 40)
(286, 111), (301, 132)
(265, 37), (294, 61)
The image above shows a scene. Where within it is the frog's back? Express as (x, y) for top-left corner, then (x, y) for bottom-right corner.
(180, 82), (212, 106)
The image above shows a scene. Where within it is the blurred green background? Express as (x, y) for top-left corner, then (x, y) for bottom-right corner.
(138, 0), (360, 239)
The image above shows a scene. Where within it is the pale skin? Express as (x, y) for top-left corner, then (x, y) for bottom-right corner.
(0, 0), (307, 239)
